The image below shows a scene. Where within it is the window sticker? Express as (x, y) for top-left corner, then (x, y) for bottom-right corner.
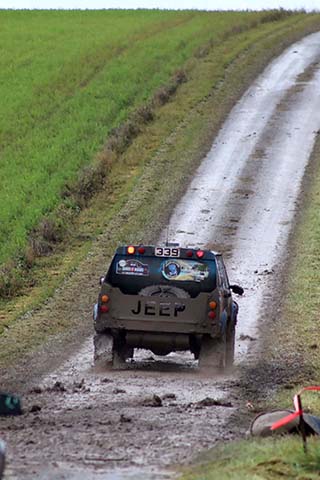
(162, 260), (209, 282)
(116, 259), (150, 276)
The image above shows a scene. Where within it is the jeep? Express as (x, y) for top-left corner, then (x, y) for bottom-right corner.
(93, 244), (243, 370)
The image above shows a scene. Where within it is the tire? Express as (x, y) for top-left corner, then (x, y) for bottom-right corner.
(112, 348), (126, 369)
(112, 342), (128, 370)
(226, 323), (235, 367)
(198, 334), (226, 371)
(111, 336), (134, 369)
(93, 333), (113, 366)
(139, 285), (190, 298)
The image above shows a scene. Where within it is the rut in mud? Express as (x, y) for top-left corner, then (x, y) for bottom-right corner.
(2, 32), (320, 480)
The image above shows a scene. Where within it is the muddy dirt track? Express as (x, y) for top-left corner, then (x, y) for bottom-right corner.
(2, 32), (320, 480)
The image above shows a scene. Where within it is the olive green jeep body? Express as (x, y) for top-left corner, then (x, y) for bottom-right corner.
(93, 245), (243, 370)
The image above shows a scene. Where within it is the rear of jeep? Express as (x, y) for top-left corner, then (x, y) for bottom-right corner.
(93, 245), (237, 369)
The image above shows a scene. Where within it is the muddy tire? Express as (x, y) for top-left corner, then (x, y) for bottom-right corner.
(112, 349), (126, 369)
(139, 285), (190, 298)
(93, 333), (113, 366)
(198, 335), (226, 371)
(226, 323), (235, 367)
(112, 344), (127, 370)
(111, 338), (134, 369)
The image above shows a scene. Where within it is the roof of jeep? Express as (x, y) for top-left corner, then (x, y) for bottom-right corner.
(114, 245), (221, 259)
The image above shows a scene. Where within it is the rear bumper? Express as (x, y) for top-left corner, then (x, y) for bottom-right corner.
(94, 289), (220, 336)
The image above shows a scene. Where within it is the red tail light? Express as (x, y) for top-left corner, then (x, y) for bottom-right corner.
(100, 305), (109, 313)
(208, 311), (216, 319)
(138, 246), (145, 254)
(186, 250), (193, 257)
(196, 250), (205, 259)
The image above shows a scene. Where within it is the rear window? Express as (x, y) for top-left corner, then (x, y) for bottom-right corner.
(106, 254), (217, 297)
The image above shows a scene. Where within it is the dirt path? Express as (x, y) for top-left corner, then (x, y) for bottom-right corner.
(2, 32), (320, 480)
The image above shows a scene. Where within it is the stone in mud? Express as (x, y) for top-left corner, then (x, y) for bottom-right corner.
(29, 404), (42, 413)
(113, 388), (126, 394)
(162, 393), (177, 400)
(120, 414), (132, 423)
(193, 397), (233, 408)
(73, 379), (85, 390)
(50, 381), (67, 393)
(239, 334), (256, 341)
(28, 386), (43, 394)
(142, 394), (163, 407)
(101, 377), (113, 384)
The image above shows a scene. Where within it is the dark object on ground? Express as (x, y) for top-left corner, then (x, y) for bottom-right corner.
(50, 381), (66, 393)
(142, 394), (163, 407)
(0, 393), (22, 416)
(30, 404), (42, 413)
(250, 409), (320, 437)
(196, 397), (233, 408)
(0, 440), (5, 480)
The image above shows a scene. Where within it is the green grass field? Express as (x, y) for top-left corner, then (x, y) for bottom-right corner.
(0, 9), (277, 268)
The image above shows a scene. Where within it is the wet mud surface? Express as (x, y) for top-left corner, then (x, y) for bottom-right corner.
(3, 348), (243, 480)
(2, 32), (320, 479)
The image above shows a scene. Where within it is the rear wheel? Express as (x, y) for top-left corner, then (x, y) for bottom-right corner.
(112, 340), (133, 369)
(198, 334), (226, 371)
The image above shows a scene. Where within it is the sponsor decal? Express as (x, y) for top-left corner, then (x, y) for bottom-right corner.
(116, 259), (149, 276)
(161, 260), (209, 282)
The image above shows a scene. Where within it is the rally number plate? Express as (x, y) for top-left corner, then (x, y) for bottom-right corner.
(155, 247), (180, 258)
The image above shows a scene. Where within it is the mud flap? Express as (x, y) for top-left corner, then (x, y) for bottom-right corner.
(0, 440), (5, 480)
(198, 334), (226, 371)
(93, 333), (113, 365)
(112, 342), (133, 370)
(226, 323), (235, 367)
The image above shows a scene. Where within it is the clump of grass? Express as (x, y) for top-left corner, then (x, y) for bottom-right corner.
(260, 8), (295, 24)
(0, 263), (23, 299)
(108, 68), (187, 153)
(154, 69), (188, 106)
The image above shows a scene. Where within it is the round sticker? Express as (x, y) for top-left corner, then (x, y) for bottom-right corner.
(163, 261), (181, 279)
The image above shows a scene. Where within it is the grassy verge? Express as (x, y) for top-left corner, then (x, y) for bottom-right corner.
(1, 13), (320, 375)
(181, 437), (320, 480)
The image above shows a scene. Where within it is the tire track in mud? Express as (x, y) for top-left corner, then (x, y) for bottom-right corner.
(2, 32), (320, 480)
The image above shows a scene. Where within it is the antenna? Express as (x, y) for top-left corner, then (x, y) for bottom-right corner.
(164, 227), (179, 248)
(166, 226), (169, 247)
